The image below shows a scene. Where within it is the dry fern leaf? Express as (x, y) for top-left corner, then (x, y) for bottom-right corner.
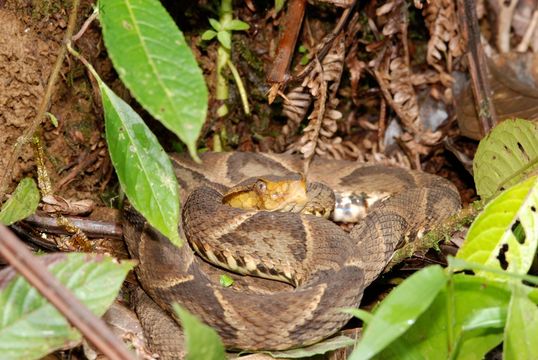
(387, 55), (422, 133)
(282, 86), (312, 140)
(423, 0), (463, 75)
(377, 0), (407, 37)
(283, 34), (346, 159)
(297, 36), (346, 160)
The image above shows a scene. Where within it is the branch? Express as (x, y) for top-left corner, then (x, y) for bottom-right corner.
(458, 0), (497, 136)
(0, 225), (133, 360)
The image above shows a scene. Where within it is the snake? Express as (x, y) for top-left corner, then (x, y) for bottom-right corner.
(122, 152), (461, 357)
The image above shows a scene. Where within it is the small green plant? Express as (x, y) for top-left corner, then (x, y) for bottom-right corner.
(346, 119), (538, 360)
(201, 0), (250, 117)
(298, 44), (311, 66)
(0, 178), (39, 226)
(202, 18), (250, 49)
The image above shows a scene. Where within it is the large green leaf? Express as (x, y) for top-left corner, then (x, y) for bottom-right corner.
(99, 0), (208, 158)
(0, 178), (40, 226)
(0, 253), (133, 360)
(99, 79), (181, 246)
(375, 274), (510, 360)
(504, 283), (538, 360)
(474, 119), (538, 199)
(349, 266), (447, 360)
(457, 176), (538, 277)
(172, 304), (226, 360)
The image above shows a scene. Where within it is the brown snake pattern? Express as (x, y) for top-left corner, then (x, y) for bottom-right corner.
(123, 152), (461, 355)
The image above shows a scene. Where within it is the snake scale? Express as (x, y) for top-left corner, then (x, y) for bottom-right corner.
(123, 152), (461, 356)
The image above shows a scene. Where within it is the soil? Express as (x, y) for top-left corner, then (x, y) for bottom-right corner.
(0, 1), (114, 203)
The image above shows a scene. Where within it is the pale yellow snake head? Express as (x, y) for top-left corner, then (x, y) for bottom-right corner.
(222, 174), (308, 212)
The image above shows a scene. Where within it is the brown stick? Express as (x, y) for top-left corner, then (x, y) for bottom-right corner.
(458, 0), (497, 136)
(0, 225), (133, 360)
(0, 0), (81, 202)
(55, 150), (100, 190)
(267, 0), (307, 84)
(23, 214), (123, 239)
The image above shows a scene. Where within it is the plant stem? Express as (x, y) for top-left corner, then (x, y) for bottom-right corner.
(227, 59), (250, 115)
(216, 46), (230, 117)
(215, 0), (249, 116)
(216, 0), (232, 117)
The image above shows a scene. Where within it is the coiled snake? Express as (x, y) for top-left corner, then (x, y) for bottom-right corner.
(123, 152), (461, 356)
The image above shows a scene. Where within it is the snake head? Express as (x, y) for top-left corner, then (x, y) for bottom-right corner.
(223, 174), (308, 212)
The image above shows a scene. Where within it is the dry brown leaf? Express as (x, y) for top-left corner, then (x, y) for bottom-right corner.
(386, 55), (422, 132)
(282, 86), (312, 139)
(423, 0), (463, 74)
(41, 195), (95, 216)
(283, 34), (346, 160)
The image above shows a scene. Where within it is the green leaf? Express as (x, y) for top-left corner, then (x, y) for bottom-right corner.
(504, 283), (538, 360)
(99, 79), (181, 246)
(263, 335), (356, 358)
(341, 307), (374, 324)
(275, 0), (286, 13)
(375, 274), (510, 360)
(460, 307), (506, 333)
(300, 54), (310, 66)
(202, 29), (217, 41)
(450, 307), (506, 359)
(99, 0), (208, 159)
(223, 19), (250, 31)
(449, 257), (538, 285)
(217, 31), (231, 49)
(219, 274), (234, 287)
(172, 304), (226, 360)
(45, 112), (58, 127)
(208, 18), (221, 31)
(456, 176), (538, 277)
(349, 266), (447, 360)
(0, 178), (40, 226)
(0, 253), (133, 360)
(473, 118), (538, 199)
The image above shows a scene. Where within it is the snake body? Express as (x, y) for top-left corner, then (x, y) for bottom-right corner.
(123, 152), (461, 354)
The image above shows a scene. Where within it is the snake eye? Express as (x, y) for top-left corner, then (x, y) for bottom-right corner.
(255, 180), (267, 193)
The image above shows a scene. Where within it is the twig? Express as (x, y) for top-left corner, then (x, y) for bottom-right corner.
(458, 0), (497, 136)
(383, 204), (479, 273)
(33, 134), (92, 252)
(0, 0), (81, 202)
(373, 51), (415, 137)
(0, 225), (133, 360)
(23, 214), (123, 239)
(55, 150), (100, 190)
(33, 135), (53, 196)
(72, 7), (99, 42)
(294, 5), (355, 81)
(267, 0), (307, 103)
(497, 0), (519, 53)
(516, 10), (538, 52)
(267, 0), (307, 83)
(377, 98), (387, 152)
